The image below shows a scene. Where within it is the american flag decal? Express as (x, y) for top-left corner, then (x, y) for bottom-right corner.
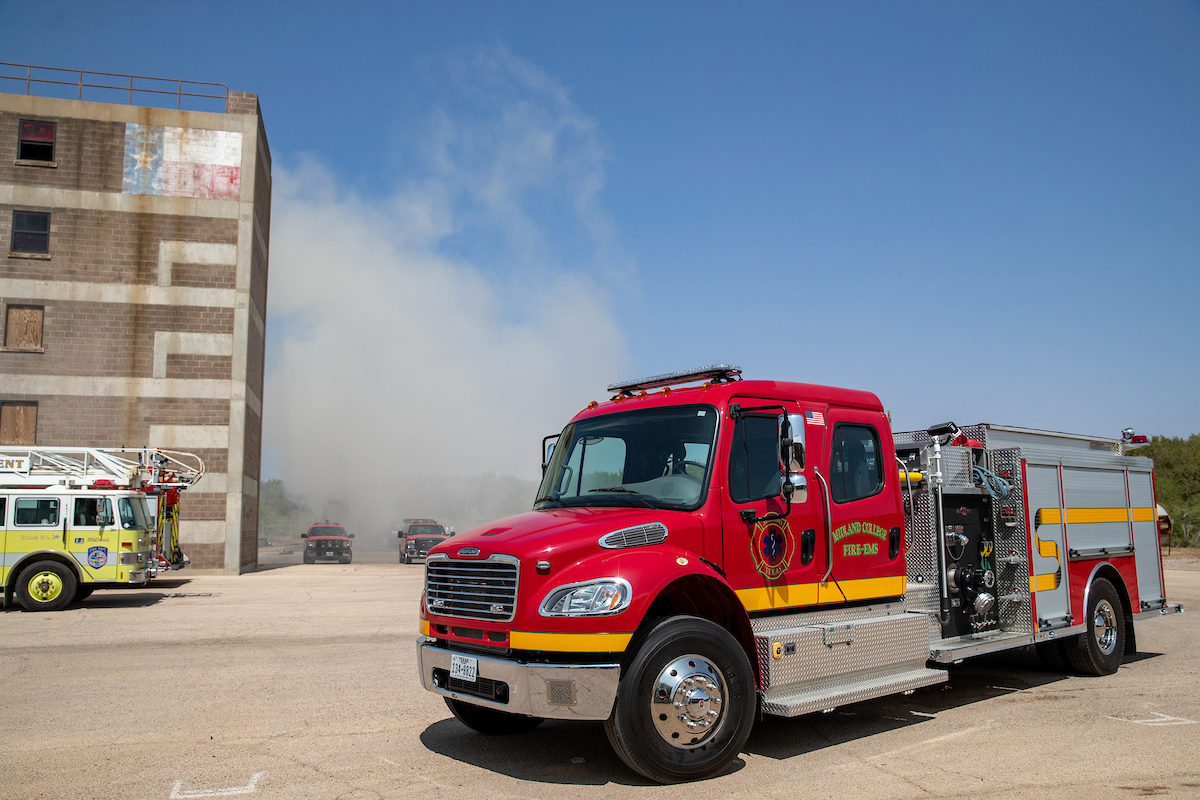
(804, 410), (825, 426)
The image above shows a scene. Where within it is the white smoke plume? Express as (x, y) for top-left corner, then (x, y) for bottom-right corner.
(262, 47), (630, 537)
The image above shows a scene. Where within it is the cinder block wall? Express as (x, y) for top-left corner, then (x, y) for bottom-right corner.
(0, 89), (271, 574)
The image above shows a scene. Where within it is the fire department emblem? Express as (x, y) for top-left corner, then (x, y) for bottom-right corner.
(751, 519), (794, 581)
(87, 546), (108, 569)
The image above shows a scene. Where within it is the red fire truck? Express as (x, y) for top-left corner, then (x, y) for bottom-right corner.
(415, 365), (1181, 783)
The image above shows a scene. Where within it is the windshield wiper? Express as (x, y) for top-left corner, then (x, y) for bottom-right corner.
(588, 487), (657, 509)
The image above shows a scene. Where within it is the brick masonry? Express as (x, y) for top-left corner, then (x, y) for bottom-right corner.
(0, 88), (270, 573)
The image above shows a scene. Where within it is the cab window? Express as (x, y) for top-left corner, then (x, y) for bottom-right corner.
(117, 496), (150, 530)
(728, 414), (781, 504)
(73, 497), (112, 527)
(829, 423), (884, 503)
(15, 497), (59, 525)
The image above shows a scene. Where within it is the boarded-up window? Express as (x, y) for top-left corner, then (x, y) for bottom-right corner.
(0, 403), (37, 445)
(5, 306), (43, 349)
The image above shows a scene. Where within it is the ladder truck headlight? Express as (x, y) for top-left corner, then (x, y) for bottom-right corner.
(539, 578), (633, 617)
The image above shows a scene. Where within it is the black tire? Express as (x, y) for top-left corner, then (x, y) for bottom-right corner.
(303, 553), (315, 564)
(1035, 638), (1071, 672)
(73, 584), (95, 603)
(15, 561), (78, 612)
(444, 697), (544, 734)
(404, 554), (411, 565)
(340, 555), (352, 564)
(1064, 578), (1125, 675)
(604, 615), (755, 783)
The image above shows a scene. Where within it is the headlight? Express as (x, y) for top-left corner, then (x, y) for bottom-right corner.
(539, 578), (632, 617)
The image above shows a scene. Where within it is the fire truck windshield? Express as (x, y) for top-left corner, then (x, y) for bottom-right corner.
(535, 405), (717, 511)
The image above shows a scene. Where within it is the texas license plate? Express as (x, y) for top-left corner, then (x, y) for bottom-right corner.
(450, 653), (478, 682)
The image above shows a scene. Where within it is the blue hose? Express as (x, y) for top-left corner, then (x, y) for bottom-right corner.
(972, 465), (1011, 500)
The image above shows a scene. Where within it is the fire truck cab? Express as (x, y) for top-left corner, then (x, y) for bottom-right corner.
(415, 366), (1180, 783)
(1, 447), (203, 611)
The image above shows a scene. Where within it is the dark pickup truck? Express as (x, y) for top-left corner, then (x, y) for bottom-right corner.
(302, 523), (354, 564)
(399, 520), (448, 564)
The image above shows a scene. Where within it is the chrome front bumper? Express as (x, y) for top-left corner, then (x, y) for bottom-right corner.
(416, 638), (620, 721)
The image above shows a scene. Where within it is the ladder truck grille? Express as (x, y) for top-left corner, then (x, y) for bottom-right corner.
(425, 558), (518, 622)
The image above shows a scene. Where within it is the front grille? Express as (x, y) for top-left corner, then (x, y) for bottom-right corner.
(426, 556), (518, 621)
(599, 522), (668, 549)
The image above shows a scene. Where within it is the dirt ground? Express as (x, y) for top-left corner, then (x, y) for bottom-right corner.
(0, 562), (1196, 800)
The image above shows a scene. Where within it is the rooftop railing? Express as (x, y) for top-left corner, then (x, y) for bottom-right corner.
(0, 62), (229, 112)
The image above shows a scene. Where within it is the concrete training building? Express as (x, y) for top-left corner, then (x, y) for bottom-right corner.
(0, 67), (270, 574)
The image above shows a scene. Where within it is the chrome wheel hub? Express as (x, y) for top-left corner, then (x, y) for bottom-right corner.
(650, 654), (727, 749)
(1093, 599), (1118, 655)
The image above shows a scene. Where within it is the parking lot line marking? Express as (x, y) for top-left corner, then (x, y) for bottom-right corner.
(169, 772), (263, 798)
(1106, 713), (1197, 726)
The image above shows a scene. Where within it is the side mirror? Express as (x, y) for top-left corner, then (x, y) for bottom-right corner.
(779, 413), (808, 501)
(349, 533), (355, 539)
(542, 434), (560, 476)
(98, 514), (114, 527)
(300, 533), (308, 539)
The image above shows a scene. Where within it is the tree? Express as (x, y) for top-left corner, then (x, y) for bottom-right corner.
(1129, 434), (1200, 545)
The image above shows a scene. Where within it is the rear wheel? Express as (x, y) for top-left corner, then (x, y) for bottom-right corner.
(16, 561), (77, 612)
(444, 697), (543, 734)
(1065, 578), (1125, 675)
(604, 616), (755, 783)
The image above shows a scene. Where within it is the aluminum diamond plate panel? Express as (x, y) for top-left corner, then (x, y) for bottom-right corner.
(989, 448), (1032, 634)
(761, 666), (948, 717)
(755, 612), (932, 690)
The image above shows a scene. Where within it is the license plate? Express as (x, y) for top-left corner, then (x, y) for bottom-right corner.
(450, 653), (478, 683)
(325, 551), (335, 556)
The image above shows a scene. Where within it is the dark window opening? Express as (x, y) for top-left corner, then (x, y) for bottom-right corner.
(728, 414), (782, 504)
(5, 305), (44, 349)
(829, 423), (884, 504)
(11, 211), (50, 254)
(18, 120), (55, 161)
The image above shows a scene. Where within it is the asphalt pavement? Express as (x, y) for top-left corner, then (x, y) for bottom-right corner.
(1, 557), (1197, 800)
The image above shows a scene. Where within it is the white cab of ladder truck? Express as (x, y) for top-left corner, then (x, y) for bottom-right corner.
(0, 447), (203, 611)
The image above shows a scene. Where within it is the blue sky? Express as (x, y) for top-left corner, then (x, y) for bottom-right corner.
(5, 1), (1198, 491)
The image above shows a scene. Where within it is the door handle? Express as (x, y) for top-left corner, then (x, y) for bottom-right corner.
(814, 469), (834, 585)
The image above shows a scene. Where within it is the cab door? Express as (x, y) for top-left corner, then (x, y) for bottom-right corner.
(720, 397), (830, 612)
(819, 408), (907, 603)
(67, 495), (118, 581)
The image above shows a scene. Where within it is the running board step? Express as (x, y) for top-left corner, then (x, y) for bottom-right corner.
(761, 666), (948, 717)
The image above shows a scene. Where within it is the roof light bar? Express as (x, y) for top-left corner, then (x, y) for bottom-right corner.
(607, 364), (742, 395)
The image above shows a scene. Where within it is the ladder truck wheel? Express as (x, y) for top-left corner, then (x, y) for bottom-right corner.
(1064, 578), (1125, 676)
(16, 561), (77, 612)
(603, 615), (755, 784)
(444, 697), (544, 734)
(72, 584), (95, 603)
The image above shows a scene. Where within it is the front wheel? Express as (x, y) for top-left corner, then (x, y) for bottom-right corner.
(1065, 577), (1125, 675)
(444, 697), (543, 734)
(604, 615), (756, 783)
(16, 561), (78, 612)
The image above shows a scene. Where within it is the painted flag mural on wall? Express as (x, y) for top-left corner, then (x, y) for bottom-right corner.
(122, 124), (242, 201)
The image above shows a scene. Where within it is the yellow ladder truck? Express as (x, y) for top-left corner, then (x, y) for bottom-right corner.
(0, 447), (203, 611)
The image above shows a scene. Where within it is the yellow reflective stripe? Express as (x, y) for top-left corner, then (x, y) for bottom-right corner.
(509, 631), (633, 653)
(1036, 537), (1059, 560)
(1035, 507), (1156, 526)
(419, 619), (431, 636)
(736, 575), (906, 612)
(1030, 573), (1059, 592)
